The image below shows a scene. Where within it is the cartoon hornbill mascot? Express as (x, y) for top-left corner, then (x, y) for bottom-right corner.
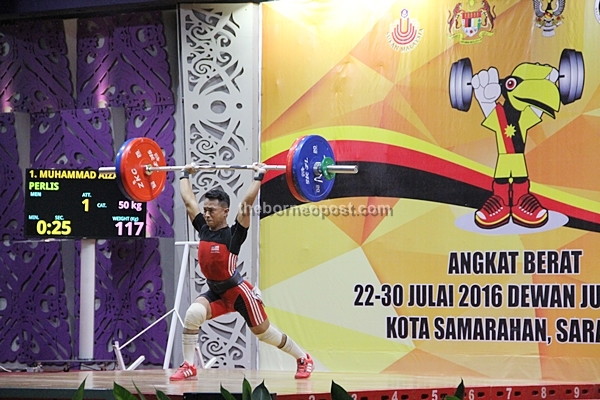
(472, 63), (560, 229)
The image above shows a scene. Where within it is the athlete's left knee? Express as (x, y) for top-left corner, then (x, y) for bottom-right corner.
(184, 302), (207, 330)
(255, 325), (286, 348)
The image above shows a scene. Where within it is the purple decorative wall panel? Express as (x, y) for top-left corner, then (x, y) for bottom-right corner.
(126, 105), (175, 237)
(0, 113), (72, 364)
(0, 20), (76, 365)
(30, 109), (113, 169)
(74, 11), (174, 363)
(77, 12), (173, 109)
(0, 20), (74, 113)
(75, 239), (167, 364)
(76, 12), (175, 238)
(0, 241), (71, 364)
(0, 9), (174, 368)
(0, 113), (23, 240)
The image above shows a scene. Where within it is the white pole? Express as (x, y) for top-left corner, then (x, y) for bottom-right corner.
(163, 242), (192, 369)
(79, 239), (96, 360)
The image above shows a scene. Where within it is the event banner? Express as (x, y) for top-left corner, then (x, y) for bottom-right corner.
(258, 0), (600, 381)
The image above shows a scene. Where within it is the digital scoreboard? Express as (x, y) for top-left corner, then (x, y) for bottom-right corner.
(25, 169), (147, 239)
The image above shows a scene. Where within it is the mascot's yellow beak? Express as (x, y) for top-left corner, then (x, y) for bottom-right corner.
(506, 63), (560, 118)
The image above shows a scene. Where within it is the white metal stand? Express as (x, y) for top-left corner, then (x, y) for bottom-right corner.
(112, 241), (216, 370)
(80, 239), (96, 360)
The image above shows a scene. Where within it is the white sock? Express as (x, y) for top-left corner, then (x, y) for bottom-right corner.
(182, 333), (197, 365)
(280, 335), (306, 360)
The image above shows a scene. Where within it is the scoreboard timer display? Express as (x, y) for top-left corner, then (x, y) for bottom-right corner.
(25, 169), (147, 239)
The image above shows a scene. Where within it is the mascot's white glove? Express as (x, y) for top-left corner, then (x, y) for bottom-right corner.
(547, 67), (559, 83)
(472, 67), (501, 117)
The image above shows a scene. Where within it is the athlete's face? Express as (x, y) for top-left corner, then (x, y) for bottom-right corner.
(203, 198), (229, 229)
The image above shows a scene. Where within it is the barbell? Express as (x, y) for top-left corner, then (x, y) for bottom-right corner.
(449, 48), (585, 112)
(98, 134), (358, 203)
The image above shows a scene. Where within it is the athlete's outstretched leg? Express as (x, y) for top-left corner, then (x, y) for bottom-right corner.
(253, 320), (314, 379)
(234, 281), (314, 379)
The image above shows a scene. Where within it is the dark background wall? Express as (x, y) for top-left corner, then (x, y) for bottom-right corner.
(1, 0), (269, 372)
(0, 0), (252, 21)
(0, 5), (179, 369)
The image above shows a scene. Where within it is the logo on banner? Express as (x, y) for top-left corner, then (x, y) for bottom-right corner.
(387, 9), (423, 52)
(595, 0), (600, 24)
(533, 0), (565, 37)
(448, 0), (496, 44)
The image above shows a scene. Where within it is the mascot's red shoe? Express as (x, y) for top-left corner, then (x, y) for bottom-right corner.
(511, 180), (548, 228)
(475, 181), (511, 229)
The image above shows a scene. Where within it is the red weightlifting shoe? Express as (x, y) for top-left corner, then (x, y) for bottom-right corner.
(169, 361), (197, 381)
(512, 192), (548, 228)
(295, 354), (314, 379)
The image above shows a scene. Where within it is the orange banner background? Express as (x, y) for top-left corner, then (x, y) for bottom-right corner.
(258, 0), (600, 381)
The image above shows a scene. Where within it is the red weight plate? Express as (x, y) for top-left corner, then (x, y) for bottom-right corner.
(116, 137), (166, 202)
(285, 136), (308, 202)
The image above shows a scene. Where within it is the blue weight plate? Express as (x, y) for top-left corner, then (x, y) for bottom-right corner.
(287, 135), (336, 203)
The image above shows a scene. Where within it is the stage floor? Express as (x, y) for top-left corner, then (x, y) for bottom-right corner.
(0, 367), (598, 400)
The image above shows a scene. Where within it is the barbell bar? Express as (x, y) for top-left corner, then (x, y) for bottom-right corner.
(100, 163), (357, 174)
(449, 48), (585, 112)
(99, 134), (358, 203)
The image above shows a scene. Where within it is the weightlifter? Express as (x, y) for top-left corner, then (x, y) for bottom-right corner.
(170, 162), (313, 381)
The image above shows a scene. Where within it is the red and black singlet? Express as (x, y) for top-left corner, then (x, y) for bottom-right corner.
(192, 214), (248, 282)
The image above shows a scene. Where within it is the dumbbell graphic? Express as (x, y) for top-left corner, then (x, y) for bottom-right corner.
(449, 48), (584, 112)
